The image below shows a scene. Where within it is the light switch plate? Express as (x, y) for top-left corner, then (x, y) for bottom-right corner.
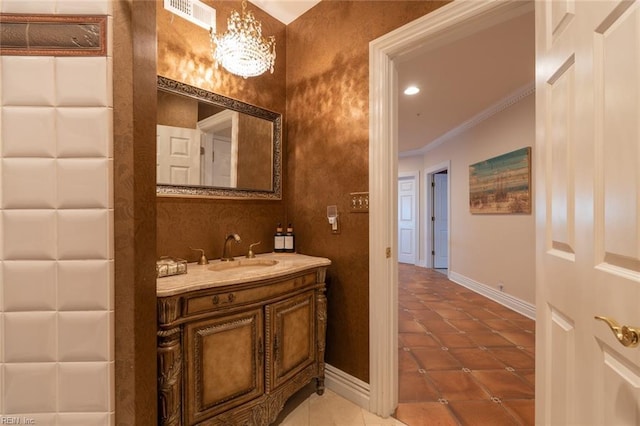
(349, 192), (369, 213)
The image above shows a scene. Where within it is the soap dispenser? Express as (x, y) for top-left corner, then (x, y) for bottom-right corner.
(274, 224), (285, 253)
(284, 224), (295, 253)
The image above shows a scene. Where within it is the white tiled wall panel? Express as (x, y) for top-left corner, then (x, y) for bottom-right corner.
(2, 107), (57, 157)
(0, 1), (114, 424)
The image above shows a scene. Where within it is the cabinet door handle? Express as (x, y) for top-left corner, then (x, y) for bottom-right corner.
(211, 294), (235, 305)
(274, 334), (279, 361)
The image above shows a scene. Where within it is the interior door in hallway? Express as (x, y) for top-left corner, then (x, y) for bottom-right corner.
(433, 171), (448, 269)
(536, 1), (640, 424)
(398, 174), (417, 264)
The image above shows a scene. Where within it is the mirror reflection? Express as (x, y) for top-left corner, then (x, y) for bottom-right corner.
(156, 76), (282, 199)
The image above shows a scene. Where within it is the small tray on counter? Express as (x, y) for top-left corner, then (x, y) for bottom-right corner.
(157, 257), (187, 278)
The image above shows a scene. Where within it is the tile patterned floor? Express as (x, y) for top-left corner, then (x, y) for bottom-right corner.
(394, 264), (535, 426)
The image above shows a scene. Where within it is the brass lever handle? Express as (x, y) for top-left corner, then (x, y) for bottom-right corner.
(595, 316), (640, 348)
(190, 247), (209, 265)
(246, 241), (261, 259)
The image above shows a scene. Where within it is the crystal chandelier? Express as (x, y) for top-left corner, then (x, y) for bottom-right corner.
(210, 0), (276, 79)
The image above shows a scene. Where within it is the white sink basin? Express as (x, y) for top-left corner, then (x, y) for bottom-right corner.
(208, 258), (279, 272)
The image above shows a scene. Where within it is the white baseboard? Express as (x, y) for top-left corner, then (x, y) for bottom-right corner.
(448, 271), (536, 320)
(324, 364), (370, 410)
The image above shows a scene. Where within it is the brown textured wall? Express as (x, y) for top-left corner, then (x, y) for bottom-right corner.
(157, 90), (199, 128)
(286, 1), (449, 382)
(237, 114), (272, 190)
(156, 0), (287, 261)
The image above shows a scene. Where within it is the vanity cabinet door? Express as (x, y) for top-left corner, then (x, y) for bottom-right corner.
(266, 291), (316, 391)
(184, 308), (264, 425)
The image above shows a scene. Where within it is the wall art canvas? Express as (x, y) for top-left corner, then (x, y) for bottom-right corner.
(469, 147), (531, 214)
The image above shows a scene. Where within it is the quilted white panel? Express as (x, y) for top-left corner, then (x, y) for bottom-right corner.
(0, 0), (114, 422)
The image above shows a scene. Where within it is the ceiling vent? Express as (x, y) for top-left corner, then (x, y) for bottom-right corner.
(164, 0), (216, 32)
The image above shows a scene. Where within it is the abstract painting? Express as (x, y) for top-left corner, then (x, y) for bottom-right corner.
(469, 147), (531, 214)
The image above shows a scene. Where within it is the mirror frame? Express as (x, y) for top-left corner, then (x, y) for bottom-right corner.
(156, 76), (282, 200)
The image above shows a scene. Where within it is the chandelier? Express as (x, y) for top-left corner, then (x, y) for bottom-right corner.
(210, 0), (276, 78)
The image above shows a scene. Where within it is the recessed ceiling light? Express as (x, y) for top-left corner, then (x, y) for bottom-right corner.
(404, 86), (420, 95)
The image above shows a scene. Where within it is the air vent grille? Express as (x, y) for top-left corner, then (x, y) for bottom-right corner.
(164, 0), (216, 31)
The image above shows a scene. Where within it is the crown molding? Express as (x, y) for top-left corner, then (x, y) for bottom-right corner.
(400, 81), (535, 158)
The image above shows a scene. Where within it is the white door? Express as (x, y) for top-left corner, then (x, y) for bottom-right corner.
(433, 172), (448, 269)
(212, 136), (233, 187)
(398, 175), (417, 264)
(201, 132), (233, 187)
(536, 1), (640, 424)
(157, 124), (201, 185)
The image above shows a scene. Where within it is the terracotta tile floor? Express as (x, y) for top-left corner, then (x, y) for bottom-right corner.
(394, 265), (535, 426)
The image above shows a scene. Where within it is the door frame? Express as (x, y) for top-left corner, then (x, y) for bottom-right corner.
(425, 161), (450, 271)
(368, 0), (534, 416)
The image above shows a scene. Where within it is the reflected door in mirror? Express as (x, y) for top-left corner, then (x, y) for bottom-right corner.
(157, 125), (201, 185)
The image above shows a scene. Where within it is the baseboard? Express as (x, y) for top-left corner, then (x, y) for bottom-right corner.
(448, 271), (536, 320)
(324, 364), (370, 410)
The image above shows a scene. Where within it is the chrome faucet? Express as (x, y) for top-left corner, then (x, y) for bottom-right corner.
(221, 233), (241, 261)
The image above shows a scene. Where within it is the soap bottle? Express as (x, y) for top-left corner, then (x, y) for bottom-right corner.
(284, 224), (295, 253)
(274, 223), (285, 253)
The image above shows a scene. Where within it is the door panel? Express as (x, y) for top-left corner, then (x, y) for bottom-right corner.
(600, 345), (640, 424)
(537, 1), (640, 424)
(157, 124), (201, 185)
(548, 307), (575, 424)
(184, 309), (264, 424)
(267, 291), (315, 391)
(599, 2), (640, 267)
(548, 55), (576, 257)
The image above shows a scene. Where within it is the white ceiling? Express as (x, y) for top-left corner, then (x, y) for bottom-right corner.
(252, 0), (321, 24)
(397, 8), (535, 154)
(255, 1), (535, 154)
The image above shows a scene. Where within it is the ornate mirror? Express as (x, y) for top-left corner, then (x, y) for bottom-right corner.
(156, 76), (282, 199)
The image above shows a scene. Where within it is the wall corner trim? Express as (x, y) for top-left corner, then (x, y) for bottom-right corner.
(448, 271), (536, 320)
(325, 364), (371, 411)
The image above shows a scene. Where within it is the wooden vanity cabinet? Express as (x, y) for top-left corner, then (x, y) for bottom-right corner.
(158, 266), (328, 426)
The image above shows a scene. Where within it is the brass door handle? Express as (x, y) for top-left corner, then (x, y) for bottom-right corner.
(595, 316), (640, 348)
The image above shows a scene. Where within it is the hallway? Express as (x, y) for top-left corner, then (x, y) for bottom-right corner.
(394, 264), (535, 426)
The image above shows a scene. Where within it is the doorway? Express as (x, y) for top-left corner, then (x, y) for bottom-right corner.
(432, 171), (448, 270)
(368, 0), (533, 416)
(424, 162), (450, 272)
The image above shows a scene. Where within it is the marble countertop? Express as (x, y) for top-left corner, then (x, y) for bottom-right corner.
(157, 252), (331, 297)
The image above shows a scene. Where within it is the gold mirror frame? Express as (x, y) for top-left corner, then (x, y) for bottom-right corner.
(156, 76), (282, 199)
